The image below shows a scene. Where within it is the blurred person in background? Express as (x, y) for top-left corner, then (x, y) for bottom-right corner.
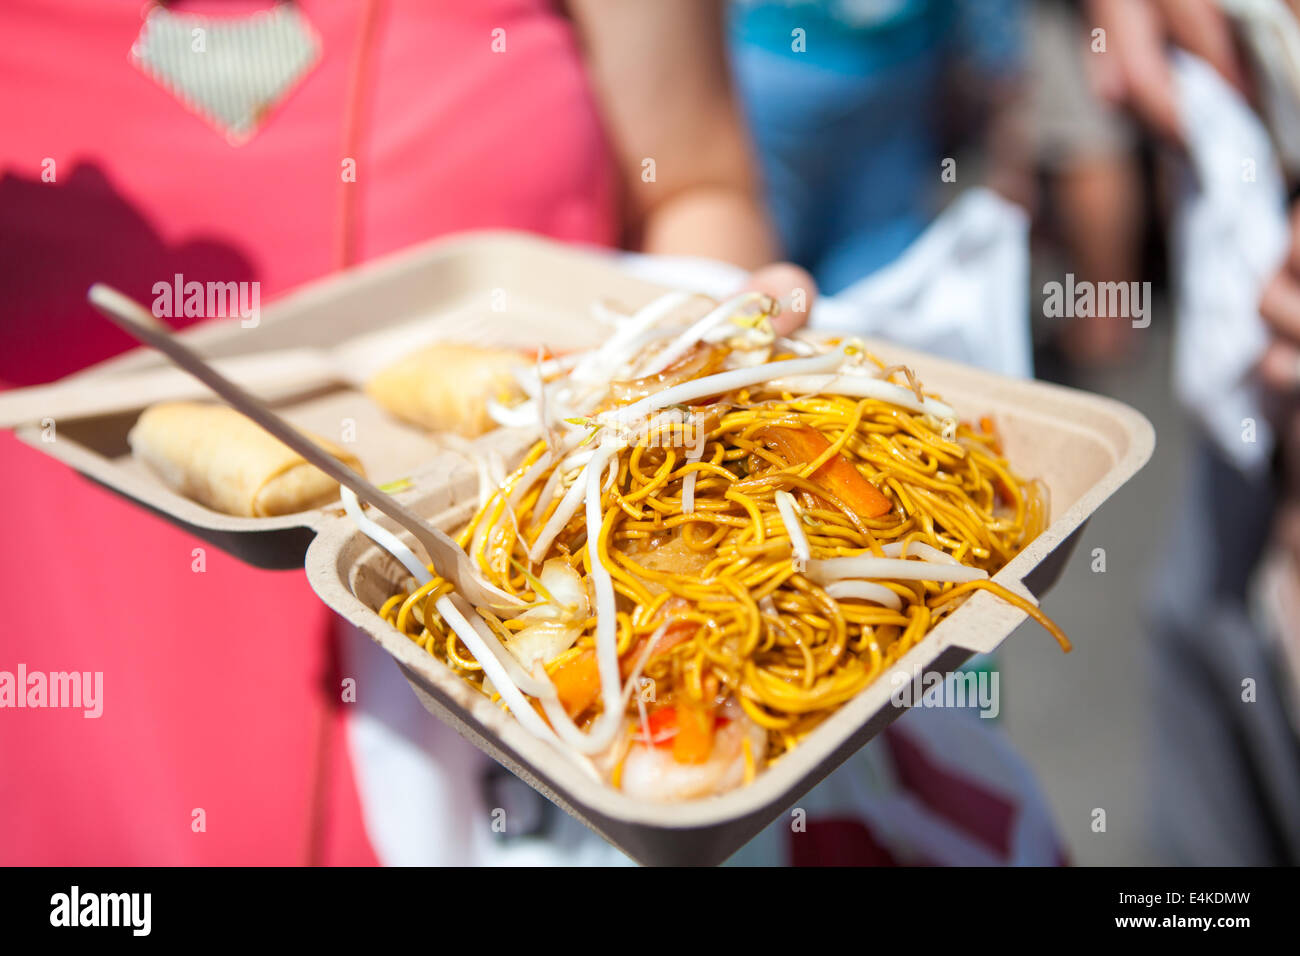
(1087, 0), (1300, 863)
(728, 0), (1027, 295)
(1025, 0), (1145, 367)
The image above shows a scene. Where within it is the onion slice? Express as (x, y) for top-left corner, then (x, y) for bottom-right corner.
(583, 443), (624, 742)
(823, 580), (904, 610)
(765, 373), (955, 420)
(681, 462), (701, 515)
(571, 290), (698, 383)
(486, 397), (539, 428)
(533, 442), (630, 755)
(880, 540), (958, 564)
(774, 490), (810, 572)
(610, 347), (848, 426)
(633, 292), (763, 378)
(437, 594), (565, 744)
(528, 460), (592, 564)
(806, 556), (988, 585)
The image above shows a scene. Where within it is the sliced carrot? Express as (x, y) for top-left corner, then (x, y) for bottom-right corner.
(553, 615), (699, 719)
(634, 704), (730, 749)
(757, 425), (892, 518)
(978, 415), (1004, 454)
(671, 702), (717, 765)
(550, 649), (601, 719)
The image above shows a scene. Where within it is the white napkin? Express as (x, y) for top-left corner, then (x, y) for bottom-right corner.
(617, 187), (1033, 379)
(1171, 51), (1290, 474)
(811, 189), (1032, 379)
(1220, 0), (1300, 175)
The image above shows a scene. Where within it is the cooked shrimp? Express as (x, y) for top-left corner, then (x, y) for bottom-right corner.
(616, 698), (767, 802)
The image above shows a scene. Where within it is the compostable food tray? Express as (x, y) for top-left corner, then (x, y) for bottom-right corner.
(3, 231), (1154, 865)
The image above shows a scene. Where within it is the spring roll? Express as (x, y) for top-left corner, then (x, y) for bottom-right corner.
(365, 342), (525, 437)
(129, 402), (364, 517)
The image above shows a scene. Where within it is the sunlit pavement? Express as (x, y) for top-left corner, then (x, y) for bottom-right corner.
(1004, 309), (1190, 865)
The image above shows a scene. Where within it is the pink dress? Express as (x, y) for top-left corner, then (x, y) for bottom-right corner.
(0, 0), (617, 864)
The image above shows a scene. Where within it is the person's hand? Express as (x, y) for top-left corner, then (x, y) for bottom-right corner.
(1258, 205), (1300, 393)
(1258, 204), (1300, 564)
(1086, 0), (1246, 143)
(741, 262), (817, 337)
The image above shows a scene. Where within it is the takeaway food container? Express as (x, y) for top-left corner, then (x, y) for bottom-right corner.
(2, 232), (1155, 865)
